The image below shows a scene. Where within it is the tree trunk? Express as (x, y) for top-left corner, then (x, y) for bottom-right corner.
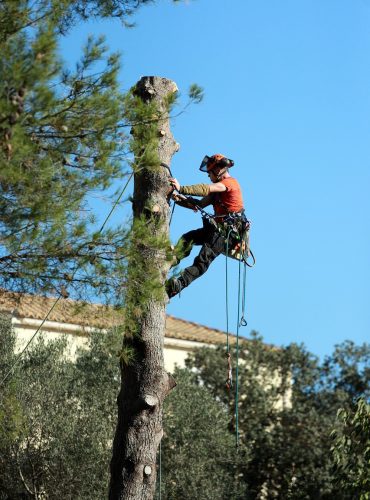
(109, 76), (179, 500)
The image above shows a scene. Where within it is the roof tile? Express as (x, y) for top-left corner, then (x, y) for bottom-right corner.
(0, 290), (239, 345)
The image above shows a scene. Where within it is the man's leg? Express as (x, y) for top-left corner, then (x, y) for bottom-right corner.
(171, 227), (206, 267)
(181, 235), (223, 288)
(167, 228), (225, 297)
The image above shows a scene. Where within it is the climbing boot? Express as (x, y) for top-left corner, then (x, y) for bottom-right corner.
(165, 277), (184, 298)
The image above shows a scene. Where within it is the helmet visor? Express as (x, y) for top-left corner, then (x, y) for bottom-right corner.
(199, 155), (211, 172)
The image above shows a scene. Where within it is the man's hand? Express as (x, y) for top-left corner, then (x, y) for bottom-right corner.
(169, 177), (181, 191)
(172, 193), (198, 212)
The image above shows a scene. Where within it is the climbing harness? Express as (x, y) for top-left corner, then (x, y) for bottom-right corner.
(171, 191), (255, 267)
(218, 211), (255, 267)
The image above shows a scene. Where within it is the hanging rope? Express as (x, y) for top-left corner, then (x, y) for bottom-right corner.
(225, 228), (233, 389)
(169, 201), (176, 226)
(239, 262), (248, 327)
(224, 221), (251, 448)
(235, 255), (242, 448)
(0, 172), (134, 387)
(158, 439), (162, 500)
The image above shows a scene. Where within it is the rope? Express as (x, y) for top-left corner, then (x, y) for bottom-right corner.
(169, 201), (176, 226)
(98, 172), (134, 233)
(225, 229), (232, 352)
(224, 223), (250, 448)
(245, 249), (256, 268)
(0, 172), (134, 387)
(235, 256), (242, 448)
(225, 228), (233, 390)
(239, 262), (248, 327)
(158, 439), (162, 500)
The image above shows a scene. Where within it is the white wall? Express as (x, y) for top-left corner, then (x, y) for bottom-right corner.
(11, 316), (209, 373)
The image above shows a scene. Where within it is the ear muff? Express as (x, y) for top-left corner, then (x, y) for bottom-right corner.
(218, 157), (234, 169)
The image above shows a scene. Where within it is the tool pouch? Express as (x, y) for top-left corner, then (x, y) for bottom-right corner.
(220, 214), (251, 263)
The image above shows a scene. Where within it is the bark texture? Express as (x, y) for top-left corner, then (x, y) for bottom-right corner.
(109, 76), (178, 500)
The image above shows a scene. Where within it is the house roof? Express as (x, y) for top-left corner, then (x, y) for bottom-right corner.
(0, 289), (239, 346)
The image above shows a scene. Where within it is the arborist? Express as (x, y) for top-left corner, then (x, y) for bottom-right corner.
(166, 153), (245, 298)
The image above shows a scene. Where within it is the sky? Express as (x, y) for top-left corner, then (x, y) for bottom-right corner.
(60, 0), (370, 359)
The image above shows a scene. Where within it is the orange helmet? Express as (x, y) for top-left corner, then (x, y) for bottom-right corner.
(199, 154), (234, 172)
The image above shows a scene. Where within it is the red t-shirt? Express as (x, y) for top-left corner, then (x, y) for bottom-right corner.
(212, 177), (244, 217)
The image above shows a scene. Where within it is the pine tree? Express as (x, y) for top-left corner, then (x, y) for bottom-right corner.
(0, 0), (155, 300)
(109, 75), (179, 500)
(1, 5), (205, 499)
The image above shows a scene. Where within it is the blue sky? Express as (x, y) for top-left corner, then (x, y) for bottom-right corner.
(60, 0), (370, 358)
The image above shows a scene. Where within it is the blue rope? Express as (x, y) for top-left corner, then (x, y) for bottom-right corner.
(225, 228), (233, 353)
(235, 255), (242, 448)
(225, 228), (244, 447)
(239, 262), (248, 327)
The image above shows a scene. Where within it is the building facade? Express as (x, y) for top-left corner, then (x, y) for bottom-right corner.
(0, 290), (237, 372)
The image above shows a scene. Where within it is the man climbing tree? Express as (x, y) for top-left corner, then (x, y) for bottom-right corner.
(167, 154), (246, 297)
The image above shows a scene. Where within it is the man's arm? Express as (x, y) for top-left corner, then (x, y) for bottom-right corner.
(169, 178), (227, 196)
(172, 193), (212, 210)
(208, 182), (227, 193)
(172, 193), (198, 211)
(197, 194), (213, 208)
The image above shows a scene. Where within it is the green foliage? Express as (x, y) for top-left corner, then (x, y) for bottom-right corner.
(158, 368), (246, 500)
(0, 316), (26, 456)
(0, 0), (155, 40)
(0, 319), (244, 499)
(0, 0), (135, 299)
(0, 1), (204, 304)
(186, 334), (370, 499)
(320, 340), (370, 407)
(124, 92), (161, 171)
(188, 83), (204, 104)
(1, 313), (369, 499)
(120, 85), (175, 342)
(331, 398), (370, 499)
(0, 316), (120, 499)
(122, 215), (173, 337)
